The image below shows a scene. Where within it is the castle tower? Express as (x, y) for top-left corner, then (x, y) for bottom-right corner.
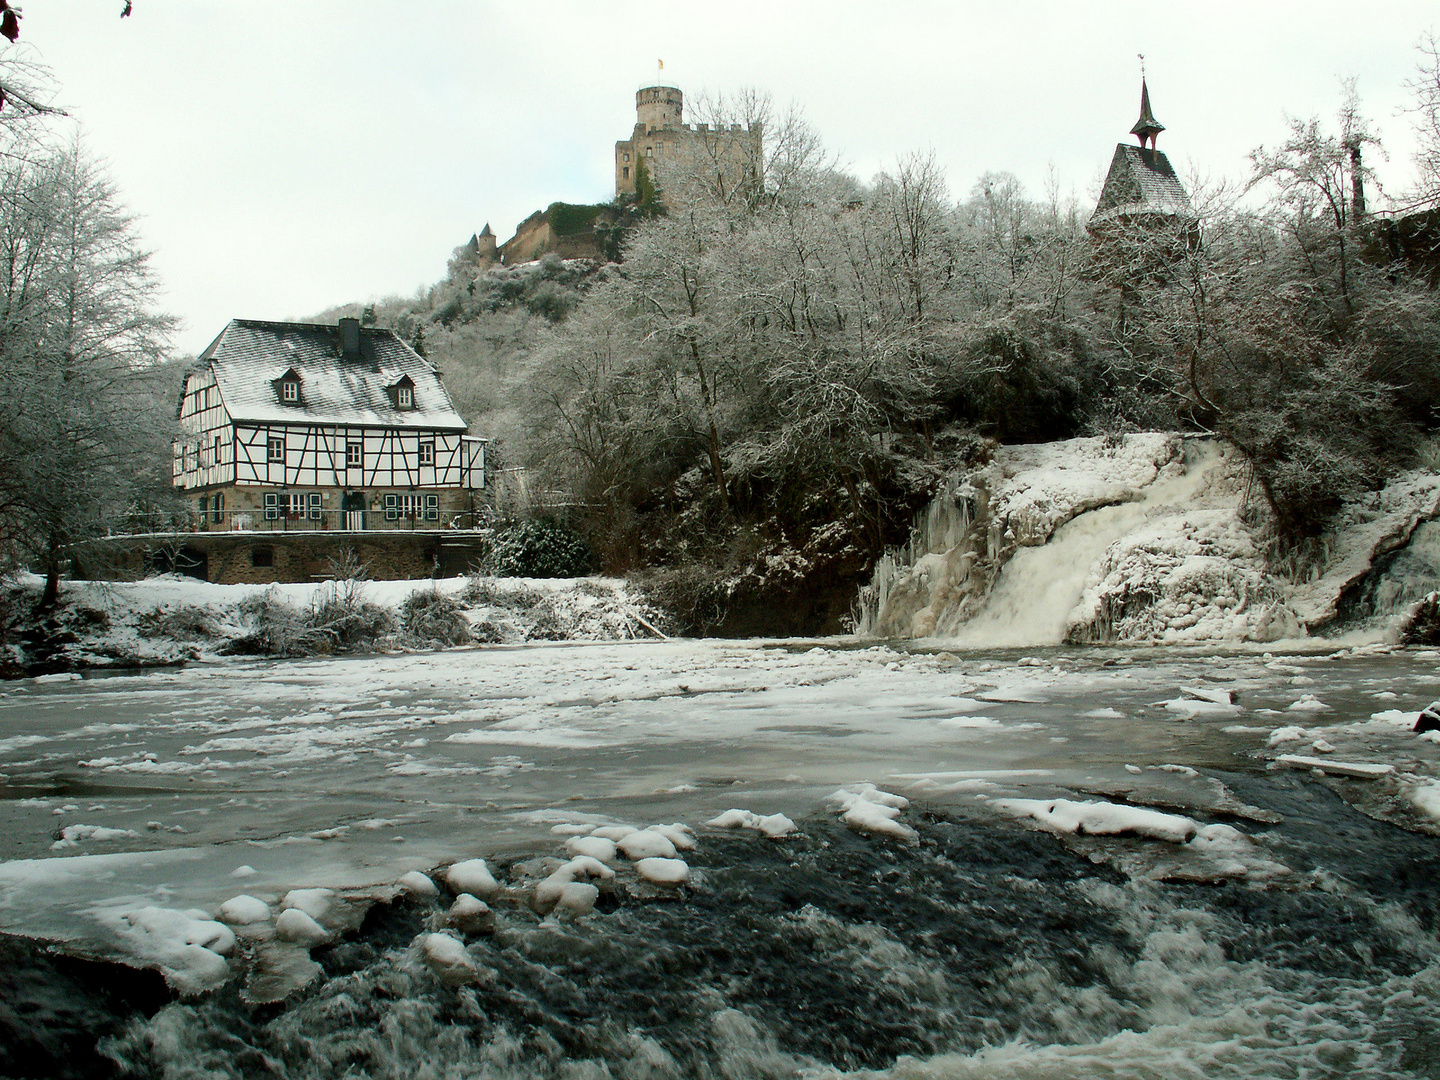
(615, 81), (763, 203)
(636, 85), (683, 132)
(476, 223), (497, 265)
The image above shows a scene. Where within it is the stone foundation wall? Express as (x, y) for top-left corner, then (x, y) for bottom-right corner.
(70, 533), (490, 585)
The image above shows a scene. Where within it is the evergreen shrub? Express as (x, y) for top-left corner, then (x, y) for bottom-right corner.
(484, 519), (594, 578)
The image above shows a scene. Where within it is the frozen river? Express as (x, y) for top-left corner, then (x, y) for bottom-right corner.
(2, 638), (1439, 1077)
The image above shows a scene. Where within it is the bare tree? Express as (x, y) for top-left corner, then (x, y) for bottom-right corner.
(0, 141), (174, 604)
(1248, 82), (1380, 323)
(1405, 31), (1440, 209)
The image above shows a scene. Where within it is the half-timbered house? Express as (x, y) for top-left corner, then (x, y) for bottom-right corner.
(169, 318), (487, 578)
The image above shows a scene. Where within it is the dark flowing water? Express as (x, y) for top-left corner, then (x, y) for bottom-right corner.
(1, 641), (1438, 1078)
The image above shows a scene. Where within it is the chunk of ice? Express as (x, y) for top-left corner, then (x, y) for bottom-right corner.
(1274, 755), (1395, 778)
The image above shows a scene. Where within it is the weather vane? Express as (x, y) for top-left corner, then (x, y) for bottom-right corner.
(1138, 53), (1146, 78)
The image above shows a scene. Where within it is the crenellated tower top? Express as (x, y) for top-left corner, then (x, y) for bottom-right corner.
(636, 85), (683, 132)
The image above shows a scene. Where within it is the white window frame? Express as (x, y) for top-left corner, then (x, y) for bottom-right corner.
(418, 440), (434, 466)
(397, 385), (414, 409)
(267, 436), (285, 462)
(281, 380), (299, 403)
(346, 441), (363, 468)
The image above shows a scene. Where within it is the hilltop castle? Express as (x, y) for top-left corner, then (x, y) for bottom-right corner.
(614, 84), (763, 204)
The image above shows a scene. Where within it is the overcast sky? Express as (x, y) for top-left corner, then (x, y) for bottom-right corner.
(14, 1), (1440, 354)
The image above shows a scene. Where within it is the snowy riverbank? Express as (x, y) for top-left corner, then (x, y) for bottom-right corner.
(0, 573), (669, 675)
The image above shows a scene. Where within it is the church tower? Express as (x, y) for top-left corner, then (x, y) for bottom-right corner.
(1089, 77), (1192, 232)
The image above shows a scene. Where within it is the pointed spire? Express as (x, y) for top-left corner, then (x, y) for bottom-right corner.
(1131, 77), (1165, 149)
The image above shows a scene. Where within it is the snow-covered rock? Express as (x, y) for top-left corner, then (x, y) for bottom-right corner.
(993, 798), (1198, 843)
(532, 856), (613, 915)
(616, 829), (678, 860)
(826, 785), (916, 840)
(634, 857), (689, 886)
(418, 932), (479, 984)
(705, 809), (798, 838)
(564, 835), (617, 861)
(397, 870), (439, 898)
(218, 895), (272, 925)
(274, 908), (328, 945)
(444, 859), (499, 899)
(446, 894), (493, 933)
(279, 888), (334, 922)
(95, 906), (236, 994)
(646, 823), (697, 851)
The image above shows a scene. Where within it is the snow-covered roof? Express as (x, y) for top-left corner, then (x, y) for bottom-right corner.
(200, 319), (468, 431)
(1090, 144), (1193, 223)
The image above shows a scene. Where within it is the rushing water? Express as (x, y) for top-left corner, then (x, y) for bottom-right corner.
(1, 640), (1439, 1078)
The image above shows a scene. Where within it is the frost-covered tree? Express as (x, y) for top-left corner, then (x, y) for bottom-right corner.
(1405, 31), (1440, 209)
(1096, 88), (1438, 550)
(0, 142), (174, 604)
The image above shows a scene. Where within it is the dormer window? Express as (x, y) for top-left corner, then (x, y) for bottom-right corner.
(389, 374), (417, 411)
(273, 367), (304, 406)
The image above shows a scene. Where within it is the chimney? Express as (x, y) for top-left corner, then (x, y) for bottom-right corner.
(339, 317), (361, 357)
(1349, 143), (1367, 221)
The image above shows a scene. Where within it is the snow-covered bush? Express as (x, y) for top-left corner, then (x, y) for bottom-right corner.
(635, 567), (728, 636)
(308, 580), (394, 651)
(483, 519), (593, 578)
(229, 583), (393, 657)
(400, 588), (471, 647)
(136, 605), (214, 641)
(1400, 591), (1440, 645)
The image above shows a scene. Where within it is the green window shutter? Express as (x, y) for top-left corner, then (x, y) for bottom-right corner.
(425, 494), (439, 521)
(263, 492), (279, 520)
(384, 493), (399, 521)
(308, 493), (322, 520)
